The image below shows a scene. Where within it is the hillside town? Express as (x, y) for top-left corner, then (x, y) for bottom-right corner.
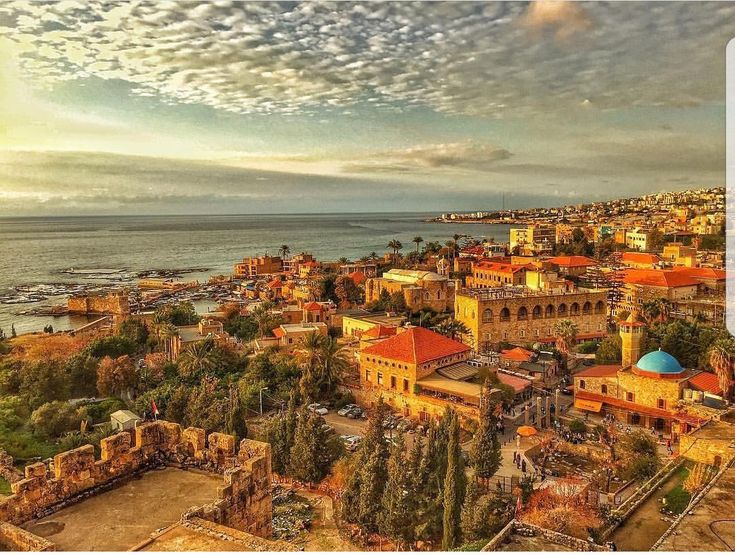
(0, 186), (733, 552)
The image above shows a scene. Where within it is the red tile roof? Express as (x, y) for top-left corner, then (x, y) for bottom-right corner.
(496, 372), (532, 393)
(501, 347), (534, 362)
(348, 270), (366, 285)
(622, 252), (662, 265)
(575, 365), (619, 378)
(547, 255), (597, 268)
(362, 326), (470, 364)
(303, 301), (324, 312)
(267, 278), (283, 289)
(622, 269), (699, 288)
(688, 371), (724, 395)
(272, 327), (286, 338)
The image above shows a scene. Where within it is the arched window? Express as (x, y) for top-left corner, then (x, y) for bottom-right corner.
(558, 303), (567, 316)
(532, 305), (542, 319)
(545, 304), (555, 318)
(500, 307), (511, 321)
(579, 379), (586, 390)
(570, 302), (580, 315)
(482, 309), (493, 323)
(595, 300), (605, 314)
(583, 301), (592, 315)
(517, 306), (528, 321)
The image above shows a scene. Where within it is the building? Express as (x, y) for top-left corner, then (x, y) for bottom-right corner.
(68, 291), (130, 316)
(357, 326), (493, 420)
(110, 409), (141, 432)
(546, 255), (597, 277)
(662, 243), (697, 267)
(271, 322), (328, 348)
(341, 312), (406, 338)
(455, 286), (607, 352)
(625, 228), (651, 251)
(166, 318), (233, 359)
(234, 255), (283, 278)
(572, 317), (722, 438)
(620, 252), (662, 269)
(339, 261), (378, 278)
(364, 269), (455, 312)
(510, 224), (556, 255)
(467, 260), (529, 288)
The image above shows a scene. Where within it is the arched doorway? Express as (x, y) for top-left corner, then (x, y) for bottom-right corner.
(631, 413), (641, 425)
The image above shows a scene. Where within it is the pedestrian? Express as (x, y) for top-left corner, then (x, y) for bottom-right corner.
(521, 459), (527, 473)
(513, 451), (517, 464)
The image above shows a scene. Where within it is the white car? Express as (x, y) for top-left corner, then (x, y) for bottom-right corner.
(307, 403), (328, 416)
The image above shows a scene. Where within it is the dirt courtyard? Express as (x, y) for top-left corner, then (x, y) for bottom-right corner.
(22, 467), (223, 551)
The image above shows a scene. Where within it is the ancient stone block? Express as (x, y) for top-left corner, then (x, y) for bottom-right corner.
(100, 432), (131, 461)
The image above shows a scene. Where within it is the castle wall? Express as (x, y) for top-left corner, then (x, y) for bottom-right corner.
(0, 422), (274, 546)
(67, 292), (130, 315)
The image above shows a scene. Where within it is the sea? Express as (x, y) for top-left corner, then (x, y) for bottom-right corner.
(0, 213), (511, 335)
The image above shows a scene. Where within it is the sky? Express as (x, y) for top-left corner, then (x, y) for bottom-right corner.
(0, 1), (732, 215)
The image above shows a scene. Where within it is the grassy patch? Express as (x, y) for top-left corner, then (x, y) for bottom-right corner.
(455, 538), (491, 551)
(0, 428), (58, 463)
(0, 477), (11, 496)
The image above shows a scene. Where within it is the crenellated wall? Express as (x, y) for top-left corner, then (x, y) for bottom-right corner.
(0, 421), (274, 549)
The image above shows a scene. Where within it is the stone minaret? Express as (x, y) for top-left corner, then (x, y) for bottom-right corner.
(619, 312), (644, 367)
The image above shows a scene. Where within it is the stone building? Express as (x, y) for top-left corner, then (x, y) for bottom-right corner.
(364, 269), (455, 312)
(68, 291), (130, 316)
(166, 318), (233, 360)
(356, 326), (492, 421)
(233, 255), (283, 278)
(466, 260), (529, 288)
(546, 255), (597, 277)
(454, 286), (607, 351)
(572, 319), (724, 439)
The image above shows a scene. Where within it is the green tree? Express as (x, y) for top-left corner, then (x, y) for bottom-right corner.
(379, 434), (415, 548)
(116, 318), (149, 346)
(708, 337), (735, 400)
(178, 338), (216, 379)
(152, 301), (199, 326)
(442, 410), (464, 550)
(96, 355), (137, 398)
(413, 236), (424, 255)
(225, 384), (248, 441)
(433, 318), (471, 342)
(387, 239), (403, 258)
(595, 334), (622, 364)
(470, 379), (501, 479)
(31, 401), (85, 438)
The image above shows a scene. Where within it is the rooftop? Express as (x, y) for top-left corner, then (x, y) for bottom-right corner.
(416, 372), (481, 402)
(458, 286), (601, 300)
(547, 255), (597, 267)
(381, 269), (446, 283)
(362, 326), (470, 365)
(622, 268), (700, 288)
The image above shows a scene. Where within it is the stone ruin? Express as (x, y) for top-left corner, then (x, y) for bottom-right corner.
(0, 420), (285, 551)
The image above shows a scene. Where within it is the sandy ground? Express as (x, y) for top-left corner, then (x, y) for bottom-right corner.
(23, 467), (222, 551)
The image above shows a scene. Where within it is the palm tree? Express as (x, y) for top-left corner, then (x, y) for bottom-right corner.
(296, 331), (325, 399)
(413, 236), (424, 255)
(369, 251), (378, 260)
(708, 338), (735, 400)
(641, 298), (671, 325)
(554, 319), (579, 367)
(279, 245), (290, 259)
(178, 338), (216, 378)
(251, 301), (281, 338)
(387, 239), (403, 259)
(319, 337), (351, 395)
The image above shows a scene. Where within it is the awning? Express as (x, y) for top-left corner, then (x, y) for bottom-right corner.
(574, 399), (602, 412)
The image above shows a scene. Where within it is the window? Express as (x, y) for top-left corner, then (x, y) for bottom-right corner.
(403, 378), (409, 392)
(626, 392), (634, 402)
(601, 384), (608, 394)
(390, 375), (397, 389)
(583, 302), (592, 315)
(532, 305), (542, 319)
(482, 309), (493, 323)
(579, 380), (586, 390)
(365, 369), (371, 381)
(518, 306), (528, 321)
(657, 398), (666, 409)
(500, 307), (511, 321)
(377, 372), (383, 385)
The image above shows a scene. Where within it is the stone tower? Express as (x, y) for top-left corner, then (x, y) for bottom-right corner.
(619, 312), (644, 367)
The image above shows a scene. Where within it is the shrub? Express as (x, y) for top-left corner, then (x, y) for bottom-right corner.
(576, 341), (598, 354)
(623, 454), (660, 482)
(30, 401), (85, 438)
(83, 399), (126, 423)
(569, 419), (587, 434)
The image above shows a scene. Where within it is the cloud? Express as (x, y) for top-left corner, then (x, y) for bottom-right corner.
(0, 2), (733, 118)
(342, 142), (512, 174)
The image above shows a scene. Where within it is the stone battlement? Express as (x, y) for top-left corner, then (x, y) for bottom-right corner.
(0, 421), (275, 551)
(67, 291), (130, 315)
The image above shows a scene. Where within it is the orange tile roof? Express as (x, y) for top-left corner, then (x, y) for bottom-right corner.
(622, 269), (699, 288)
(362, 326), (470, 364)
(473, 261), (530, 274)
(501, 347), (534, 362)
(362, 324), (398, 339)
(670, 267), (726, 280)
(547, 255), (597, 268)
(272, 327), (286, 338)
(348, 270), (366, 285)
(303, 301), (324, 311)
(622, 252), (662, 265)
(575, 365), (620, 378)
(688, 371), (724, 395)
(267, 278), (283, 289)
(496, 372), (532, 393)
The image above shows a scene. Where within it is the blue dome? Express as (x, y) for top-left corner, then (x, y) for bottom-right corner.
(635, 350), (683, 374)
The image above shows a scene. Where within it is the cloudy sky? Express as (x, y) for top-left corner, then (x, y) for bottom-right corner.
(0, 1), (731, 215)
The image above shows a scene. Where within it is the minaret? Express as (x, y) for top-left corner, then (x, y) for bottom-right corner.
(619, 311), (644, 367)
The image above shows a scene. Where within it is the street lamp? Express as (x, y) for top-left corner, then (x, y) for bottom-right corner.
(259, 387), (269, 416)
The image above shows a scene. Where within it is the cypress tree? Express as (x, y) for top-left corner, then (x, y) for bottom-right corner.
(358, 448), (388, 532)
(470, 378), (501, 479)
(379, 434), (414, 548)
(442, 410), (464, 550)
(289, 409), (321, 482)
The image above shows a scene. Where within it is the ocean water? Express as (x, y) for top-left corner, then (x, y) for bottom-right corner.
(0, 213), (510, 334)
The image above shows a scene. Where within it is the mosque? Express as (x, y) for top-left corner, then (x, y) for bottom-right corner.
(572, 314), (726, 439)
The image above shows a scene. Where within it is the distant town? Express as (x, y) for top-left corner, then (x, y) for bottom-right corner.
(0, 185), (732, 552)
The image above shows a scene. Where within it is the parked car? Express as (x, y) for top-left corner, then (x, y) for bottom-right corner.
(307, 402), (328, 415)
(340, 434), (362, 452)
(346, 407), (364, 419)
(337, 404), (359, 417)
